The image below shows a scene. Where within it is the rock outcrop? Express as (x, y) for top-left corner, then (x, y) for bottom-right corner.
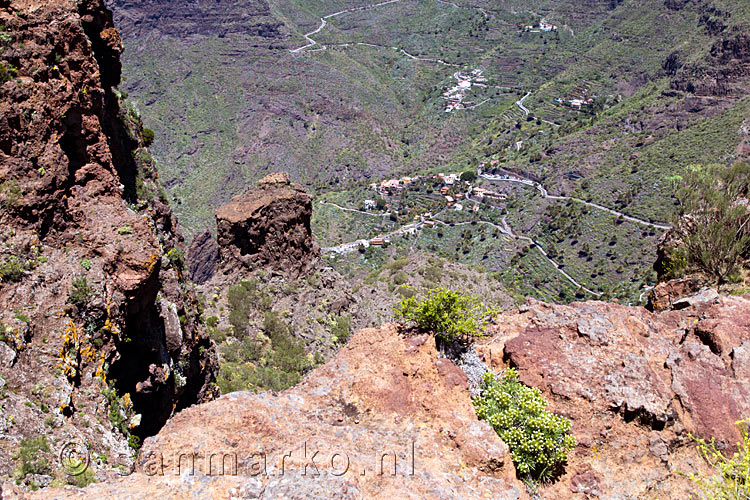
(14, 325), (526, 499)
(671, 24), (750, 96)
(0, 0), (216, 486)
(7, 285), (750, 498)
(478, 291), (750, 499)
(214, 172), (319, 278)
(105, 0), (285, 39)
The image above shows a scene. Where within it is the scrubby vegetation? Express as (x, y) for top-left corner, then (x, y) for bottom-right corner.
(216, 280), (312, 394)
(474, 369), (576, 482)
(395, 287), (495, 344)
(68, 276), (94, 309)
(671, 163), (750, 284)
(688, 419), (750, 500)
(217, 310), (311, 394)
(13, 436), (51, 484)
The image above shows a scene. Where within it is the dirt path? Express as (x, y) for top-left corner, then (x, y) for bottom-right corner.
(322, 202), (602, 296)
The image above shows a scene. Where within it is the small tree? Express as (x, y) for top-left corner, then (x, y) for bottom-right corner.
(142, 128), (155, 147)
(460, 169), (478, 182)
(672, 163), (750, 284)
(394, 288), (495, 344)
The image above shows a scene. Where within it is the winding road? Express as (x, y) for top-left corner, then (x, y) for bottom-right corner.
(290, 0), (405, 54)
(322, 201), (603, 296)
(479, 173), (672, 230)
(321, 200), (391, 217)
(289, 0), (486, 59)
(431, 212), (602, 296)
(516, 92), (531, 115)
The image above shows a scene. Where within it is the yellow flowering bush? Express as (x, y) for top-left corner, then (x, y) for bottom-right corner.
(473, 368), (576, 481)
(688, 419), (749, 500)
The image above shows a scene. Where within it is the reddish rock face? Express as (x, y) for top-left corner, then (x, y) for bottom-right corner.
(0, 0), (217, 482)
(478, 292), (750, 499)
(215, 173), (320, 278)
(647, 277), (702, 311)
(19, 325), (527, 499)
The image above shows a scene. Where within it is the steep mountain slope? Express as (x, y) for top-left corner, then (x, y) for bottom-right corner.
(107, 0), (749, 304)
(103, 0), (621, 233)
(0, 0), (217, 487)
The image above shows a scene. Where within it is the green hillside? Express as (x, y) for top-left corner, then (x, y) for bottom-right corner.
(108, 0), (750, 303)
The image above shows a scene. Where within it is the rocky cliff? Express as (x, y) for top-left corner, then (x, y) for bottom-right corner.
(0, 0), (216, 487)
(105, 0), (285, 39)
(213, 172), (320, 279)
(11, 324), (527, 499)
(8, 290), (750, 498)
(480, 291), (750, 498)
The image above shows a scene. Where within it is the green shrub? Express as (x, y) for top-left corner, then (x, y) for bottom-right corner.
(687, 419), (749, 500)
(117, 226), (133, 235)
(474, 369), (576, 482)
(218, 311), (310, 394)
(142, 128), (155, 147)
(392, 271), (408, 286)
(0, 256), (25, 283)
(14, 436), (51, 480)
(67, 467), (95, 488)
(0, 61), (16, 83)
(395, 287), (495, 344)
(79, 259), (92, 271)
(68, 276), (94, 309)
(330, 315), (352, 344)
(0, 179), (22, 208)
(672, 163), (750, 284)
(165, 247), (185, 270)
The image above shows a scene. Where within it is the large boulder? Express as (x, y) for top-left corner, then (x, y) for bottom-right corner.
(215, 173), (319, 277)
(18, 325), (526, 499)
(478, 293), (750, 499)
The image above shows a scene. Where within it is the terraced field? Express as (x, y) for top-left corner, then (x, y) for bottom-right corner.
(109, 0), (750, 303)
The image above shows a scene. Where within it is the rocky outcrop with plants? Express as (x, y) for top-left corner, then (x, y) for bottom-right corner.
(7, 286), (750, 499)
(0, 0), (217, 489)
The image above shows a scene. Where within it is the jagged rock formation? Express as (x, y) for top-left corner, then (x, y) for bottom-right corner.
(104, 0), (285, 39)
(12, 289), (750, 498)
(478, 292), (750, 498)
(186, 230), (218, 284)
(214, 172), (319, 278)
(14, 324), (526, 499)
(0, 0), (216, 486)
(671, 23), (750, 96)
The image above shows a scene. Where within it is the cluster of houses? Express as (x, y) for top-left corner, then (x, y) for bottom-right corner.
(364, 168), (506, 224)
(369, 176), (420, 196)
(470, 186), (507, 201)
(442, 69), (488, 112)
(555, 97), (594, 110)
(523, 19), (557, 32)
